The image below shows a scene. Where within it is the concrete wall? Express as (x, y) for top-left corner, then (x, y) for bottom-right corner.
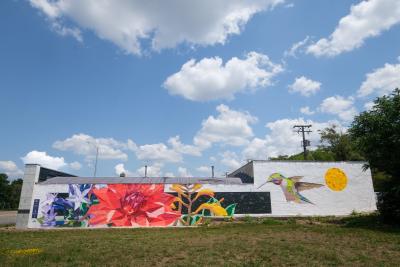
(16, 164), (40, 229)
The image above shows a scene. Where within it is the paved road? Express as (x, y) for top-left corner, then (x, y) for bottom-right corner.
(0, 211), (17, 225)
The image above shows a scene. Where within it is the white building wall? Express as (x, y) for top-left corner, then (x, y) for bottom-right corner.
(253, 161), (377, 216)
(29, 184), (70, 228)
(26, 161), (378, 228)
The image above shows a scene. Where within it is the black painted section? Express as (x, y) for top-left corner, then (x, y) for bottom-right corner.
(173, 192), (271, 214)
(38, 167), (76, 182)
(233, 172), (254, 184)
(31, 199), (40, 218)
(228, 161), (254, 184)
(17, 209), (30, 214)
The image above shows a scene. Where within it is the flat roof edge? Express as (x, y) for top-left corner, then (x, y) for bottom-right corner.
(38, 177), (243, 185)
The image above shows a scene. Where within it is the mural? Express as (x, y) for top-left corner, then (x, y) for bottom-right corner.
(259, 173), (324, 204)
(325, 168), (348, 191)
(36, 183), (236, 228)
(170, 184), (236, 226)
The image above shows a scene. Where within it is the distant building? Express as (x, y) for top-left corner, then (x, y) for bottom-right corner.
(16, 161), (377, 229)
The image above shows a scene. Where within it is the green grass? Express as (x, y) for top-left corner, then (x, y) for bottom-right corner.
(0, 216), (399, 266)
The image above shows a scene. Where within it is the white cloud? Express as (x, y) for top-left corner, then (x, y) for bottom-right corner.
(135, 143), (182, 163)
(21, 151), (67, 170)
(220, 151), (242, 170)
(114, 163), (163, 177)
(194, 104), (258, 149)
(358, 61), (400, 97)
(284, 3), (294, 9)
(136, 163), (163, 177)
(51, 21), (82, 42)
(288, 76), (321, 96)
(69, 161), (82, 170)
(114, 163), (133, 176)
(284, 36), (310, 58)
(177, 167), (192, 177)
(196, 165), (211, 174)
(307, 0), (400, 57)
(168, 136), (202, 156)
(164, 52), (283, 101)
(30, 0), (284, 55)
(364, 101), (375, 111)
(164, 172), (175, 177)
(300, 106), (315, 115)
(319, 96), (358, 122)
(242, 138), (268, 160)
(53, 133), (134, 161)
(0, 161), (24, 178)
(53, 133), (200, 165)
(30, 0), (60, 18)
(243, 118), (343, 159)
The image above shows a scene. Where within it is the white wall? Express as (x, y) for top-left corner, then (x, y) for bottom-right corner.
(29, 184), (70, 228)
(253, 161), (377, 216)
(28, 161), (377, 228)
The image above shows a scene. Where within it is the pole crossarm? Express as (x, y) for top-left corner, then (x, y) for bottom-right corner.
(293, 125), (312, 159)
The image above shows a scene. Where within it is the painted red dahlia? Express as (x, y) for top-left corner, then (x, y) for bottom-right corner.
(87, 184), (180, 227)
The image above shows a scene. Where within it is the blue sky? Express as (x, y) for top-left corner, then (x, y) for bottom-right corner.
(1, 0), (400, 179)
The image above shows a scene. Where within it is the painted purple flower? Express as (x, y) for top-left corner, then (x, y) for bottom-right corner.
(41, 193), (56, 215)
(42, 206), (56, 227)
(67, 184), (92, 211)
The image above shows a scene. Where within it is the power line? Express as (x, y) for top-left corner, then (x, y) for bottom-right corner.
(293, 124), (312, 159)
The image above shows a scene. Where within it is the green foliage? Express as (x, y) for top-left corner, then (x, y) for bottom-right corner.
(261, 218), (283, 225)
(286, 218), (297, 225)
(0, 173), (22, 210)
(350, 88), (400, 224)
(319, 125), (364, 161)
(0, 174), (10, 209)
(378, 187), (400, 225)
(350, 88), (400, 182)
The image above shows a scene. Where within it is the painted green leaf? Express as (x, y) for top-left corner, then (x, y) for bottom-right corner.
(225, 203), (237, 216)
(190, 215), (203, 226)
(37, 217), (44, 224)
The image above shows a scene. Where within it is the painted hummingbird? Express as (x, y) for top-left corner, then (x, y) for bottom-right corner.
(258, 173), (324, 204)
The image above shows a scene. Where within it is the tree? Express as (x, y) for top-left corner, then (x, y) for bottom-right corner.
(350, 88), (400, 224)
(0, 173), (23, 210)
(0, 174), (11, 209)
(9, 179), (23, 208)
(319, 125), (364, 161)
(350, 88), (400, 183)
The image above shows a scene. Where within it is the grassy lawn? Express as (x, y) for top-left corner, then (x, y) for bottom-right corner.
(0, 216), (399, 266)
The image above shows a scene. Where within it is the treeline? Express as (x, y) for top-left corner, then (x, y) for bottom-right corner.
(0, 174), (23, 210)
(272, 88), (400, 224)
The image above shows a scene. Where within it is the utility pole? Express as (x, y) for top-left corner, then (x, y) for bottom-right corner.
(293, 125), (312, 159)
(94, 146), (99, 177)
(87, 141), (99, 177)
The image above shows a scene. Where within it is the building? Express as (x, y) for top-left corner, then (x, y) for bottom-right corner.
(16, 161), (377, 229)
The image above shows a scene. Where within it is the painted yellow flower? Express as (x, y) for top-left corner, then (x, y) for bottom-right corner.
(7, 248), (43, 256)
(325, 168), (348, 191)
(194, 202), (228, 216)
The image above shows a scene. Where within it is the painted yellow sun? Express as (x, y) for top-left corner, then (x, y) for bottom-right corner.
(325, 168), (348, 191)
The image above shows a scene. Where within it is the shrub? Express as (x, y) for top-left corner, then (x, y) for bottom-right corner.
(378, 186), (400, 225)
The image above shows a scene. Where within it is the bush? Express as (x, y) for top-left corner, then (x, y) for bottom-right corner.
(261, 218), (283, 225)
(378, 186), (400, 225)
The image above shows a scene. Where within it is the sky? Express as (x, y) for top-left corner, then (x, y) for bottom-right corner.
(1, 0), (400, 179)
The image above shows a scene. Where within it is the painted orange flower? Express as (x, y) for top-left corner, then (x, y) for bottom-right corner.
(87, 184), (180, 227)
